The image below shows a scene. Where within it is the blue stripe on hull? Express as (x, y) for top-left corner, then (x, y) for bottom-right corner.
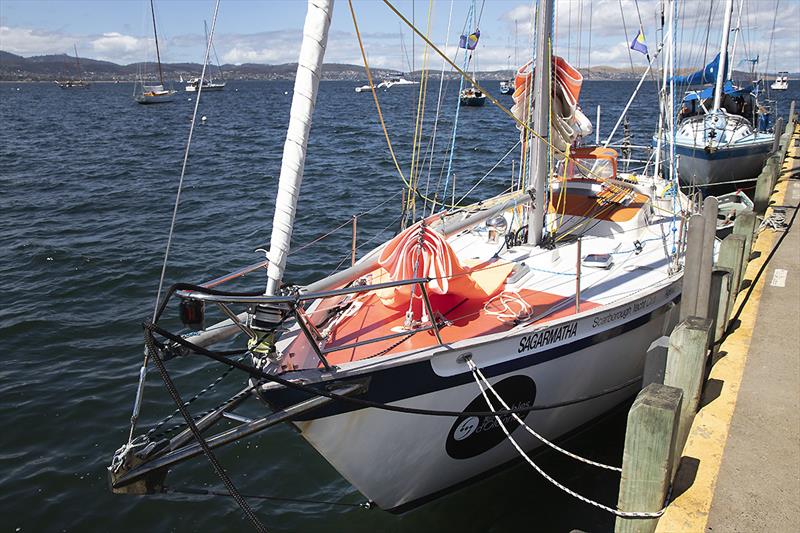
(259, 300), (676, 420)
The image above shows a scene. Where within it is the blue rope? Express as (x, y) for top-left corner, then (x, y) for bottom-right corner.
(442, 2), (474, 202)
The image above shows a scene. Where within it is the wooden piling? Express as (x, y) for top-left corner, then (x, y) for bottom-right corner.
(664, 317), (712, 468)
(753, 168), (773, 216)
(707, 268), (732, 351)
(732, 209), (757, 260)
(716, 234), (746, 313)
(767, 154), (782, 189)
(697, 197), (718, 317)
(643, 336), (670, 387)
(773, 117), (784, 153)
(789, 100), (796, 125)
(615, 383), (683, 533)
(679, 215), (705, 321)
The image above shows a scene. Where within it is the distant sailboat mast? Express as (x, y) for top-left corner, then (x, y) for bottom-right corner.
(73, 44), (82, 79)
(527, 0), (554, 246)
(149, 0), (166, 87)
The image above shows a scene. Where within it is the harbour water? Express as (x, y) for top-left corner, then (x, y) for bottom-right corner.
(1, 80), (797, 532)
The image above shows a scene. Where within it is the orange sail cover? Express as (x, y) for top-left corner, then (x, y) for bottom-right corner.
(375, 222), (512, 317)
(511, 56), (592, 153)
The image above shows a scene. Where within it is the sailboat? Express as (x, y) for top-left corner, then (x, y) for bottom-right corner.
(134, 0), (176, 104)
(459, 27), (485, 107)
(55, 45), (90, 89)
(669, 0), (773, 187)
(185, 21), (226, 92)
(109, 0), (689, 514)
(500, 23), (519, 96)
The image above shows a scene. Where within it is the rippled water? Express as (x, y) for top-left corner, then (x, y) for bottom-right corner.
(1, 79), (796, 532)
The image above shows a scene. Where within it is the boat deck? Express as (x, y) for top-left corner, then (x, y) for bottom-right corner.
(281, 182), (681, 371)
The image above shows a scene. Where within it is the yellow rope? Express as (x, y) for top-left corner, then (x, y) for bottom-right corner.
(348, 0), (406, 184)
(381, 0), (617, 187)
(408, 0), (435, 219)
(347, 0), (628, 224)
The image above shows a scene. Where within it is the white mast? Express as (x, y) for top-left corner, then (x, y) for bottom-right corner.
(526, 0), (554, 246)
(728, 0), (745, 80)
(712, 0), (735, 112)
(265, 0), (334, 296)
(653, 0), (671, 180)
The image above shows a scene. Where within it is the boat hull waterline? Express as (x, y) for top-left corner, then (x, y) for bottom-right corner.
(673, 137), (773, 186)
(135, 91), (177, 104)
(259, 281), (679, 511)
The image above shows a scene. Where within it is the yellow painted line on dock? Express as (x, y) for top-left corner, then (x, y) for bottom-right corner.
(656, 124), (799, 533)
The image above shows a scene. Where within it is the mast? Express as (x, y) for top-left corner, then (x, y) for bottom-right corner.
(712, 0), (735, 112)
(653, 0), (671, 179)
(728, 0), (745, 80)
(150, 0), (165, 86)
(265, 0), (334, 296)
(526, 0), (554, 246)
(73, 44), (82, 78)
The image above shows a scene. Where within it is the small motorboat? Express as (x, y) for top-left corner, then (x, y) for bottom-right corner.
(715, 190), (754, 237)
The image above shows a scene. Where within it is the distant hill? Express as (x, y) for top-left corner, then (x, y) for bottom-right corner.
(0, 51), (401, 82)
(1, 50), (797, 82)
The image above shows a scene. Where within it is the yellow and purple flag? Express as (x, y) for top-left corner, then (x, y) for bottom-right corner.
(459, 30), (480, 50)
(630, 30), (648, 56)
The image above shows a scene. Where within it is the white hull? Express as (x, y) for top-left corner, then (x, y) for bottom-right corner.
(135, 85), (176, 105)
(185, 83), (226, 92)
(267, 281), (679, 510)
(669, 111), (774, 186)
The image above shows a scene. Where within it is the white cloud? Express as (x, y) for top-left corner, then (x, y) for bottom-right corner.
(0, 25), (73, 55)
(0, 1), (797, 74)
(90, 32), (151, 62)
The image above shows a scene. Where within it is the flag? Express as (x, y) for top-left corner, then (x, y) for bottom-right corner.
(459, 29), (480, 50)
(630, 30), (648, 56)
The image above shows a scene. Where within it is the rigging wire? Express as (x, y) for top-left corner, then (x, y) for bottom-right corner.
(618, 0), (636, 76)
(442, 1), (475, 209)
(152, 2), (220, 320)
(422, 0), (455, 218)
(126, 0), (222, 447)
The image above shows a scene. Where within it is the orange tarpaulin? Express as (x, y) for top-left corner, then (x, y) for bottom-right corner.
(374, 222), (513, 317)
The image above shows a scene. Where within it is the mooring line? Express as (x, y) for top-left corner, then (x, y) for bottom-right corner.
(166, 486), (371, 509)
(470, 362), (622, 472)
(467, 359), (668, 519)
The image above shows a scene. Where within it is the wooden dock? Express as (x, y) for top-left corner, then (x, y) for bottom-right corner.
(613, 111), (800, 532)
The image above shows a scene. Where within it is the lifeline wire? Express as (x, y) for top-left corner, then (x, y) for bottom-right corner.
(144, 317), (643, 419)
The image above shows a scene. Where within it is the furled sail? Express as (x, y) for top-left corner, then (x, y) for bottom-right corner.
(511, 56), (592, 155)
(375, 222), (512, 316)
(670, 52), (726, 85)
(265, 0), (333, 295)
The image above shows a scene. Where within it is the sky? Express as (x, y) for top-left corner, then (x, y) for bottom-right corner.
(1, 0), (798, 74)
